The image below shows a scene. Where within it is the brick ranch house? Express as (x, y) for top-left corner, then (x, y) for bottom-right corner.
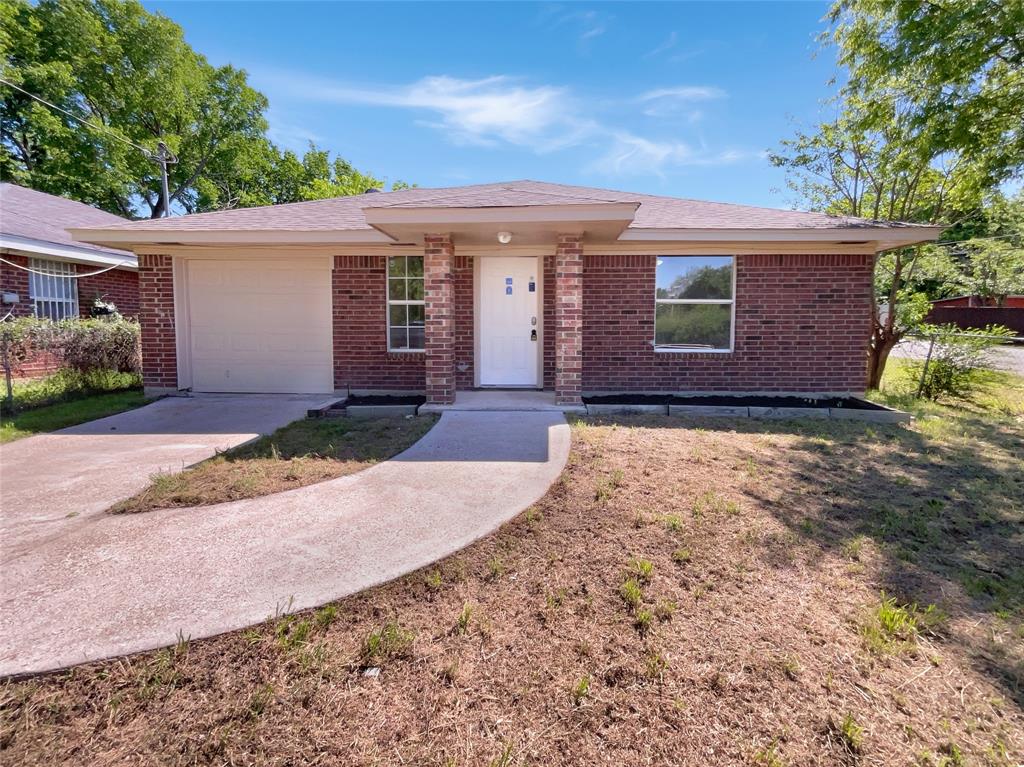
(70, 180), (941, 405)
(1, 183), (139, 377)
(1, 183), (139, 321)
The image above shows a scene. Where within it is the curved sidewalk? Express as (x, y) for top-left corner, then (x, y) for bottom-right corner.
(0, 411), (570, 676)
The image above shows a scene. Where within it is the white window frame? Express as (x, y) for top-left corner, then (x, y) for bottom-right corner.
(28, 258), (79, 321)
(653, 255), (736, 354)
(386, 255), (426, 353)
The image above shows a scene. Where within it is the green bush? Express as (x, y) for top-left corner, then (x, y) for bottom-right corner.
(1, 317), (142, 413)
(57, 317), (141, 375)
(907, 323), (1011, 401)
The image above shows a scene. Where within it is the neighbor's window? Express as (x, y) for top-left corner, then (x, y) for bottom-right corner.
(387, 255), (425, 351)
(654, 256), (734, 351)
(29, 258), (79, 321)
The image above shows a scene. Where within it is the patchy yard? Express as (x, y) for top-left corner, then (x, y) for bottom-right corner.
(0, 388), (148, 443)
(2, 374), (1022, 766)
(109, 415), (438, 513)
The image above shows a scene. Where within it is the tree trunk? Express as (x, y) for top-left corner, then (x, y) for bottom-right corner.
(866, 331), (900, 390)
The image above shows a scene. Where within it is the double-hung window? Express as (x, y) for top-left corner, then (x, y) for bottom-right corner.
(654, 256), (734, 352)
(387, 255), (425, 351)
(29, 258), (79, 321)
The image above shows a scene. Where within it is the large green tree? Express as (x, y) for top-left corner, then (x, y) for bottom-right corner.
(1, 0), (402, 217)
(829, 0), (1023, 190)
(772, 0), (1023, 388)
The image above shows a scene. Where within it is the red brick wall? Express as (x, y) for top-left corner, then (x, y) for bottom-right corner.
(424, 236), (455, 404)
(582, 253), (874, 393)
(332, 255), (425, 391)
(77, 266), (139, 318)
(137, 254), (177, 391)
(453, 255), (475, 389)
(554, 235), (584, 404)
(0, 254), (32, 318)
(543, 254), (555, 389)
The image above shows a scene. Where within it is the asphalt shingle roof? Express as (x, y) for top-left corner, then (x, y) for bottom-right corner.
(0, 183), (133, 257)
(72, 180), (928, 234)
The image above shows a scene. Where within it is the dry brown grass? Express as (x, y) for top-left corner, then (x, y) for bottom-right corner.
(109, 415), (438, 514)
(2, 406), (1022, 766)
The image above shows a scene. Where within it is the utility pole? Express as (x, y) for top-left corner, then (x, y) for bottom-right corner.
(154, 141), (176, 218)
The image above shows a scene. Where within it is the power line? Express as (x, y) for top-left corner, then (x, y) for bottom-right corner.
(1, 76), (178, 217)
(0, 76), (157, 157)
(932, 233), (1021, 246)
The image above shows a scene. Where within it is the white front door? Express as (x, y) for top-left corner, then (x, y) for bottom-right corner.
(479, 256), (540, 386)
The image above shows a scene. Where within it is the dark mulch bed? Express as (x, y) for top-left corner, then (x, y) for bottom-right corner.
(584, 393), (889, 410)
(332, 394), (427, 408)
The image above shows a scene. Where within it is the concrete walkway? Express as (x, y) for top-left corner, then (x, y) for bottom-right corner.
(0, 410), (569, 676)
(1, 394), (327, 562)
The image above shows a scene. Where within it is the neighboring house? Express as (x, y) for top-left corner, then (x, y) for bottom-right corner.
(926, 295), (1024, 335)
(1, 183), (139, 321)
(71, 180), (942, 404)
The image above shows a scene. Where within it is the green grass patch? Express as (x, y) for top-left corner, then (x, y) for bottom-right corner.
(0, 389), (149, 443)
(109, 415), (438, 513)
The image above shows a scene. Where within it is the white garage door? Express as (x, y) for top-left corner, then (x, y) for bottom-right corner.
(187, 258), (333, 394)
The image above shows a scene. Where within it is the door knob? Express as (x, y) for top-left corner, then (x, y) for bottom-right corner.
(530, 329), (538, 341)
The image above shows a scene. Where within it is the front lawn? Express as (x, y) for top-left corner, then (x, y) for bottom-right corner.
(2, 373), (1021, 765)
(0, 388), (149, 443)
(109, 415), (439, 513)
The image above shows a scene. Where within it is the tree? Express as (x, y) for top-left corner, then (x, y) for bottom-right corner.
(829, 0), (1024, 189)
(940, 191), (1024, 305)
(1, 0), (404, 217)
(772, 0), (1023, 388)
(770, 104), (984, 388)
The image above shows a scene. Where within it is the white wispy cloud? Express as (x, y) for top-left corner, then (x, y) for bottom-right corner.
(591, 132), (752, 177)
(261, 70), (756, 177)
(638, 86), (727, 117)
(644, 31), (678, 59)
(266, 112), (322, 152)
(274, 73), (582, 151)
(537, 5), (610, 46)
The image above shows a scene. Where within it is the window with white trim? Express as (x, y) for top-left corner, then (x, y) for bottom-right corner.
(29, 258), (79, 321)
(654, 256), (734, 351)
(387, 255), (425, 351)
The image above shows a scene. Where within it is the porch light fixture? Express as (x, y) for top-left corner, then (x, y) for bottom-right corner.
(497, 231), (512, 244)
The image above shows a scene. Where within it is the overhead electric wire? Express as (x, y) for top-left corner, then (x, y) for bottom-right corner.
(0, 256), (126, 278)
(0, 76), (162, 159)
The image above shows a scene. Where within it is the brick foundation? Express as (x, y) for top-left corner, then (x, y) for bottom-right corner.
(582, 253), (873, 393)
(554, 235), (584, 404)
(137, 254), (177, 392)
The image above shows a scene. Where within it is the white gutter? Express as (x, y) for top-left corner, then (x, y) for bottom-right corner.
(68, 228), (396, 247)
(0, 234), (137, 269)
(617, 226), (946, 244)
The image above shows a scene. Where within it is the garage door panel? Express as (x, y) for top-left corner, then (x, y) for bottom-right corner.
(187, 258), (333, 394)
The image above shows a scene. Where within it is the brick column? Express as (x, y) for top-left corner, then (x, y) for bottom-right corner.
(424, 235), (455, 404)
(554, 234), (583, 405)
(137, 253), (178, 394)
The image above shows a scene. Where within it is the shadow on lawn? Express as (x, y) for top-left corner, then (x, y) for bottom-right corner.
(587, 411), (1024, 707)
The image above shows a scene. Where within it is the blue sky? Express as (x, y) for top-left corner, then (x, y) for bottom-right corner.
(145, 1), (842, 208)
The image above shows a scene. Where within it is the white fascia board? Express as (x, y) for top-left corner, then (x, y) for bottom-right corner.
(68, 228), (396, 247)
(362, 203), (639, 226)
(0, 234), (137, 269)
(618, 226), (945, 244)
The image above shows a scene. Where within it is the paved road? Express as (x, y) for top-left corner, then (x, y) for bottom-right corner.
(891, 340), (1024, 376)
(0, 409), (569, 676)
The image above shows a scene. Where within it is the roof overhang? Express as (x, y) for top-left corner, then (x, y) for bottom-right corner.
(0, 233), (137, 269)
(618, 226), (946, 251)
(362, 203), (639, 245)
(68, 228), (395, 250)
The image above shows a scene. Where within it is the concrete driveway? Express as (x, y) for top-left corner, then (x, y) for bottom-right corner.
(0, 410), (569, 677)
(1, 394), (327, 562)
